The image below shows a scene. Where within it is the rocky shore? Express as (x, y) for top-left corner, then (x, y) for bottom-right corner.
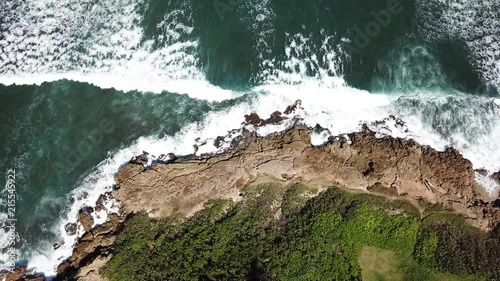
(4, 102), (500, 280)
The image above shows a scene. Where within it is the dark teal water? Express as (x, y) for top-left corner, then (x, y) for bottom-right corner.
(0, 81), (246, 269)
(0, 0), (499, 275)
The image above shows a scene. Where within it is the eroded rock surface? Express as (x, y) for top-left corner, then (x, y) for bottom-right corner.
(1, 267), (45, 281)
(56, 213), (126, 280)
(115, 125), (499, 231)
(78, 210), (94, 233)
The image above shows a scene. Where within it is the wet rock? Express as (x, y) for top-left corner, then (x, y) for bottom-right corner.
(214, 136), (225, 148)
(244, 111), (287, 127)
(64, 223), (77, 236)
(57, 214), (126, 280)
(130, 151), (149, 165)
(5, 266), (45, 281)
(27, 275), (45, 281)
(475, 168), (489, 177)
(493, 199), (500, 208)
(69, 196), (75, 204)
(244, 113), (263, 126)
(158, 153), (177, 162)
(284, 99), (302, 115)
(366, 115), (409, 135)
(167, 153), (177, 161)
(492, 170), (500, 182)
(360, 123), (375, 135)
(53, 243), (61, 250)
(78, 210), (94, 233)
(5, 267), (26, 281)
(314, 123), (325, 131)
(193, 139), (207, 154)
(95, 194), (107, 213)
(261, 111), (285, 126)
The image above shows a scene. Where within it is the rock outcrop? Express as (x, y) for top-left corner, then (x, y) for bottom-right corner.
(493, 170), (500, 183)
(1, 267), (45, 281)
(114, 124), (499, 231)
(55, 213), (126, 281)
(78, 210), (94, 233)
(11, 101), (500, 280)
(64, 222), (77, 236)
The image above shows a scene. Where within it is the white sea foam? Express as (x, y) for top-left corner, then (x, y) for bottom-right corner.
(0, 213), (15, 272)
(0, 0), (237, 102)
(259, 32), (346, 88)
(311, 129), (332, 147)
(416, 0), (500, 88)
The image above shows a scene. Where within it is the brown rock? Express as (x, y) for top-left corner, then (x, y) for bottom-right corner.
(57, 214), (125, 279)
(244, 113), (262, 125)
(475, 168), (489, 177)
(167, 153), (177, 161)
(64, 223), (77, 236)
(261, 111), (285, 126)
(113, 124), (498, 232)
(5, 267), (45, 281)
(78, 210), (94, 233)
(244, 110), (287, 128)
(5, 267), (26, 281)
(214, 136), (225, 148)
(129, 152), (149, 165)
(94, 194), (107, 213)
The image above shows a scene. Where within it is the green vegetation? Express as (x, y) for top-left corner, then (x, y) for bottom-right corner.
(103, 184), (499, 281)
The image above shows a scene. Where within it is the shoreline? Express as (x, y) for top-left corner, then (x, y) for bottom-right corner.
(3, 102), (500, 280)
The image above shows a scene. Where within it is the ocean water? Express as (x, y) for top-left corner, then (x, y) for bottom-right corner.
(0, 0), (499, 276)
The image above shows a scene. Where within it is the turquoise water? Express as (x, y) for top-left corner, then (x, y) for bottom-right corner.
(0, 0), (499, 275)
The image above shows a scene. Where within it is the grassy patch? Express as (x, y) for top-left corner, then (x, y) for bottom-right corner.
(102, 184), (497, 281)
(360, 246), (481, 281)
(359, 246), (402, 281)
